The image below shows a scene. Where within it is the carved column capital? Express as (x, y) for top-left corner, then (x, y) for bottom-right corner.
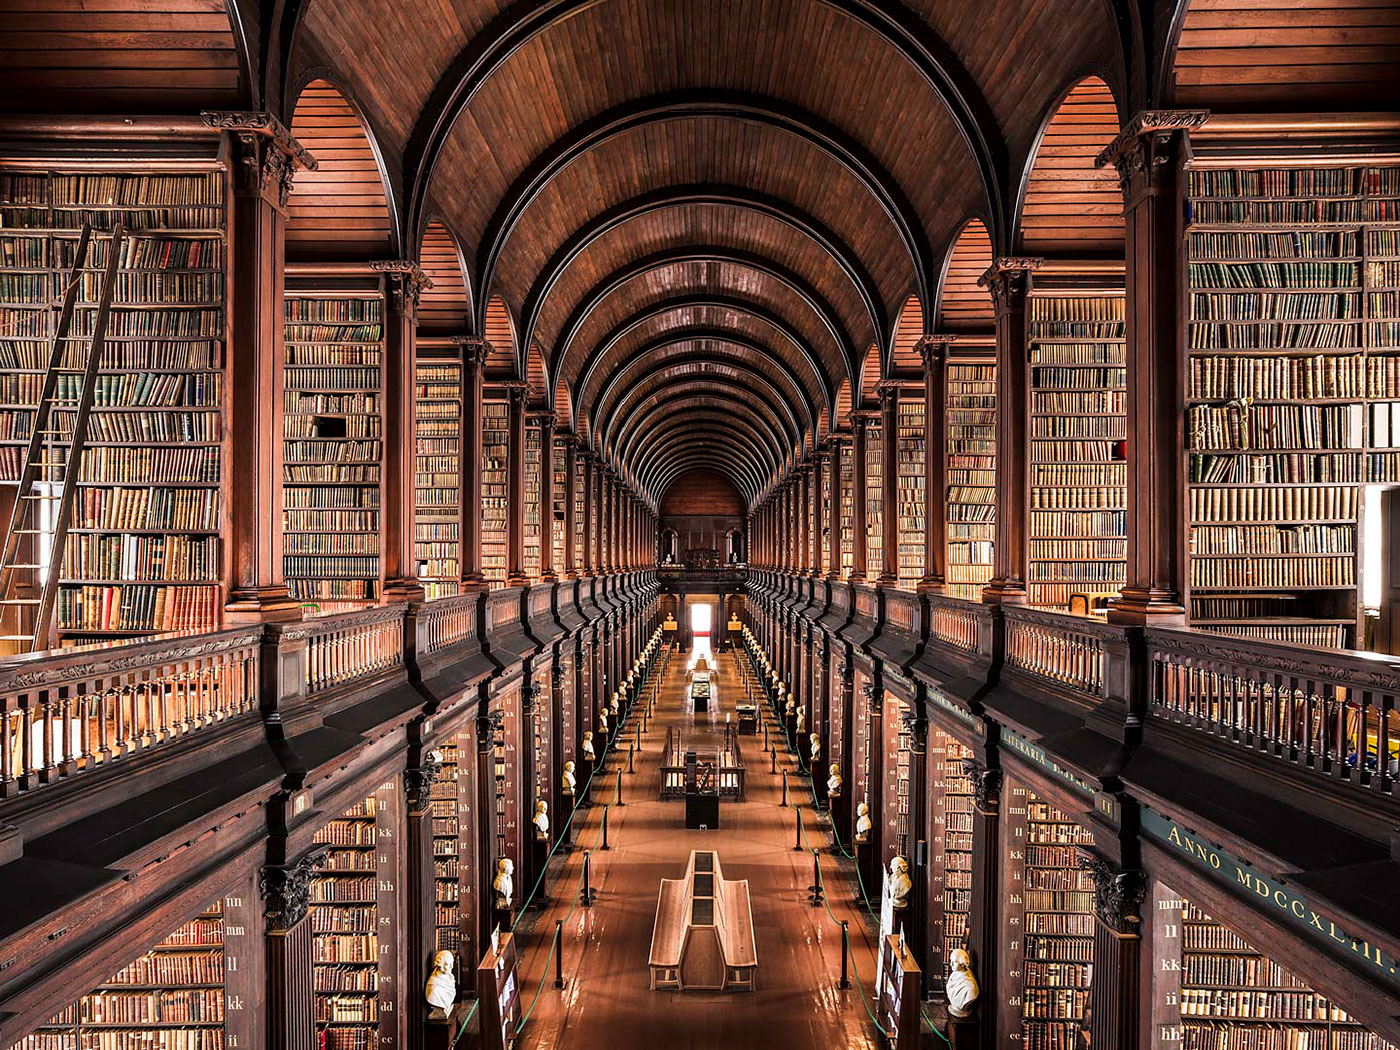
(405, 750), (445, 808)
(370, 260), (433, 314)
(261, 845), (329, 932)
(476, 710), (504, 751)
(916, 335), (952, 374)
(1079, 853), (1147, 936)
(1096, 110), (1210, 198)
(875, 380), (901, 408)
(452, 335), (491, 368)
(521, 682), (542, 711)
(977, 258), (1043, 309)
(203, 110), (316, 209)
(960, 759), (1002, 811)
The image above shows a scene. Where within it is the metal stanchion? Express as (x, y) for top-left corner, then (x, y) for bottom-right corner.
(600, 806), (610, 851)
(554, 919), (565, 988)
(807, 849), (824, 907)
(794, 806), (803, 851)
(770, 747), (777, 774)
(579, 851), (596, 906)
(839, 921), (851, 988)
(615, 769), (624, 806)
(628, 742), (635, 774)
(781, 770), (788, 807)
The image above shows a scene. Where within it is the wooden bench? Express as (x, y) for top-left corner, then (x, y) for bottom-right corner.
(649, 850), (757, 991)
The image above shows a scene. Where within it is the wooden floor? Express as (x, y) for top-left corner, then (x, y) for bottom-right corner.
(514, 642), (887, 1049)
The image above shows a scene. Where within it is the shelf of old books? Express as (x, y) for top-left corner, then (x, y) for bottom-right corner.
(573, 450), (586, 569)
(866, 421), (883, 579)
(927, 726), (974, 985)
(896, 394), (925, 588)
(433, 739), (462, 953)
(839, 440), (855, 576)
(945, 353), (996, 599)
(1184, 164), (1400, 649)
(283, 276), (384, 614)
(820, 439), (834, 574)
(523, 419), (542, 579)
(415, 346), (461, 599)
(310, 789), (399, 1050)
(0, 167), (229, 644)
(1152, 881), (1398, 1049)
(1002, 780), (1096, 1050)
(1028, 289), (1127, 612)
(11, 899), (226, 1049)
(481, 398), (509, 586)
(552, 432), (567, 571)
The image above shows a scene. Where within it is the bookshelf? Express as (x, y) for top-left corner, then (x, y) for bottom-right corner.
(894, 698), (913, 857)
(927, 727), (974, 985)
(12, 899), (226, 1048)
(1028, 291), (1128, 611)
(415, 348), (460, 600)
(821, 443), (833, 573)
(866, 422), (883, 579)
(481, 399), (508, 587)
(433, 739), (462, 953)
(0, 168), (228, 644)
(839, 442), (855, 576)
(552, 435), (566, 572)
(1003, 783), (1095, 1049)
(573, 452), (585, 571)
(1184, 164), (1400, 648)
(283, 279), (384, 614)
(1151, 884), (1398, 1049)
(897, 395), (926, 588)
(946, 357), (996, 599)
(310, 789), (399, 1050)
(523, 420), (541, 579)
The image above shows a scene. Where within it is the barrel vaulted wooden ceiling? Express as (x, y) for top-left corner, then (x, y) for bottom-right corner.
(5, 0), (1398, 507)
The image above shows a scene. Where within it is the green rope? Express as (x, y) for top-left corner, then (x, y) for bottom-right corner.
(449, 998), (479, 1048)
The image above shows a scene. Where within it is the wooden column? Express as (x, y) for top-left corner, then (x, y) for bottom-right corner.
(851, 416), (870, 582)
(827, 439), (843, 579)
(405, 751), (441, 1050)
(563, 435), (579, 578)
(539, 415), (558, 580)
(963, 760), (1002, 1050)
(798, 466), (811, 575)
(214, 113), (310, 623)
(581, 451), (596, 575)
(811, 448), (827, 577)
(506, 382), (528, 586)
(261, 848), (326, 1050)
(919, 338), (949, 593)
(457, 337), (488, 589)
(1097, 113), (1206, 625)
(979, 259), (1041, 605)
(598, 468), (610, 574)
(375, 260), (431, 602)
(1079, 852), (1148, 1049)
(878, 384), (899, 586)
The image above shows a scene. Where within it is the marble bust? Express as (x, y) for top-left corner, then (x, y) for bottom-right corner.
(581, 732), (596, 762)
(827, 768), (843, 797)
(946, 948), (980, 1018)
(533, 799), (549, 838)
(809, 733), (821, 763)
(493, 858), (514, 909)
(562, 760), (577, 795)
(855, 801), (872, 843)
(425, 950), (456, 1013)
(888, 856), (912, 909)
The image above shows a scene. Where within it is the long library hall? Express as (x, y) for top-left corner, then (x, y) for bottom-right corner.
(3, 3), (1400, 1049)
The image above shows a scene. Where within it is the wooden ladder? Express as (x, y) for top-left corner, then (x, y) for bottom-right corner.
(0, 223), (125, 652)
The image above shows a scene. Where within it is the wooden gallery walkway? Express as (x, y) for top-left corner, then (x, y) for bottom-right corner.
(513, 644), (885, 1049)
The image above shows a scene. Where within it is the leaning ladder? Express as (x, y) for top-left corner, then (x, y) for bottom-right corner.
(0, 223), (125, 651)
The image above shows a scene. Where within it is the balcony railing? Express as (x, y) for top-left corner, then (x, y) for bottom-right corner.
(302, 604), (407, 696)
(1147, 627), (1400, 795)
(1003, 606), (1111, 698)
(926, 595), (981, 653)
(0, 626), (261, 798)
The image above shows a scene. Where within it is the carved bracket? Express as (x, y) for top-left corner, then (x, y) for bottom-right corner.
(977, 257), (1044, 308)
(370, 260), (434, 312)
(405, 750), (444, 808)
(476, 710), (504, 751)
(261, 844), (329, 932)
(1079, 854), (1147, 935)
(961, 759), (1002, 810)
(201, 110), (316, 209)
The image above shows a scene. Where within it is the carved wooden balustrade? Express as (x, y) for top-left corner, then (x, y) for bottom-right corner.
(301, 604), (407, 695)
(0, 626), (261, 798)
(925, 594), (982, 653)
(416, 593), (479, 656)
(1002, 606), (1115, 698)
(1147, 628), (1400, 795)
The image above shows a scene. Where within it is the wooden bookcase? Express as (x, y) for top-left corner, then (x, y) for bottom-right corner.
(1183, 163), (1400, 648)
(1028, 289), (1128, 612)
(13, 899), (227, 1048)
(1152, 881), (1398, 1049)
(896, 394), (925, 588)
(945, 354), (997, 599)
(310, 784), (400, 1050)
(573, 450), (585, 569)
(414, 344), (460, 600)
(0, 165), (229, 644)
(433, 739), (462, 953)
(523, 419), (541, 579)
(283, 275), (385, 613)
(866, 422), (883, 579)
(1002, 781), (1096, 1050)
(926, 726), (974, 985)
(552, 434), (566, 571)
(839, 441), (855, 575)
(480, 399), (508, 587)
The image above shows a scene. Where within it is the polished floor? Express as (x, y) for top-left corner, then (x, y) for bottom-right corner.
(514, 640), (886, 1049)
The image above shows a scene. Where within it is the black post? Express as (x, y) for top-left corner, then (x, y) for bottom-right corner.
(554, 919), (565, 988)
(580, 850), (596, 906)
(840, 921), (851, 989)
(808, 849), (824, 907)
(600, 806), (610, 851)
(615, 770), (624, 806)
(781, 770), (788, 807)
(794, 806), (803, 851)
(628, 742), (635, 774)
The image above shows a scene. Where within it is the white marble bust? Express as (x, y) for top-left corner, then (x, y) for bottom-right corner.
(581, 732), (596, 762)
(809, 732), (821, 763)
(827, 768), (843, 797)
(946, 948), (980, 1017)
(425, 950), (456, 1013)
(855, 801), (872, 843)
(493, 858), (514, 909)
(533, 800), (549, 838)
(597, 707), (609, 734)
(888, 856), (912, 909)
(562, 761), (577, 795)
(796, 706), (806, 733)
